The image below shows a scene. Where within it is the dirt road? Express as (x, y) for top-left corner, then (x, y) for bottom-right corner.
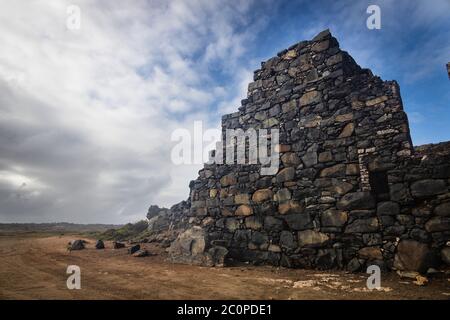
(0, 233), (449, 300)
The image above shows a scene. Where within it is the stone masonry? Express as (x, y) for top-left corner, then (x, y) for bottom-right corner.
(159, 29), (450, 272)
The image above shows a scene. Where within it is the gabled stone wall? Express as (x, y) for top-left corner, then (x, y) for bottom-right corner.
(166, 30), (450, 272)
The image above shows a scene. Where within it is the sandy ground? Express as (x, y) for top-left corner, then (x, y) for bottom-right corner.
(0, 233), (449, 300)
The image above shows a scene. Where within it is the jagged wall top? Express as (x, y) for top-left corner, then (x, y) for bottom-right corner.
(166, 30), (450, 271)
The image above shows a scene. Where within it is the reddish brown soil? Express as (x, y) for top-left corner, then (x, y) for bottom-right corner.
(0, 233), (449, 300)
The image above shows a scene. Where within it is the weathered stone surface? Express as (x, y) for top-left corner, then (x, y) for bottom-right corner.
(284, 213), (312, 230)
(235, 205), (253, 216)
(220, 173), (237, 187)
(297, 230), (329, 247)
(302, 151), (318, 168)
(366, 96), (388, 106)
(425, 216), (450, 232)
(335, 113), (353, 122)
(347, 257), (364, 273)
(318, 151), (332, 162)
(225, 218), (240, 232)
(168, 227), (211, 265)
(345, 164), (359, 175)
(434, 202), (450, 216)
(252, 189), (273, 203)
(345, 217), (379, 233)
(441, 247), (450, 265)
(389, 183), (410, 202)
(332, 181), (353, 195)
(358, 247), (383, 260)
(276, 167), (295, 183)
(320, 164), (346, 177)
(280, 231), (296, 250)
(234, 194), (250, 205)
(245, 216), (262, 230)
(377, 201), (400, 216)
(278, 200), (304, 215)
(274, 188), (291, 202)
(337, 192), (376, 210)
(281, 152), (301, 167)
(338, 122), (354, 138)
(410, 179), (447, 198)
(299, 90), (321, 106)
(393, 240), (434, 273)
(321, 209), (348, 227)
(311, 40), (329, 52)
(264, 216), (283, 232)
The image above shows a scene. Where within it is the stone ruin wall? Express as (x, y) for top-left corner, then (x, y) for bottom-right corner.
(165, 30), (450, 272)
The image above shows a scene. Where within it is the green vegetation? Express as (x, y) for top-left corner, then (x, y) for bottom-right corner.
(98, 220), (149, 241)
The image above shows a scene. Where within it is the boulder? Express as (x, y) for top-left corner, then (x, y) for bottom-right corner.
(147, 212), (171, 232)
(337, 192), (375, 210)
(168, 226), (226, 267)
(69, 240), (85, 251)
(393, 240), (435, 273)
(133, 249), (149, 257)
(169, 227), (206, 262)
(95, 240), (105, 249)
(128, 244), (141, 255)
(113, 241), (125, 249)
(410, 179), (447, 198)
(206, 246), (228, 267)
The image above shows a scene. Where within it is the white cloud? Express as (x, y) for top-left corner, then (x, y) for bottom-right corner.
(0, 0), (266, 223)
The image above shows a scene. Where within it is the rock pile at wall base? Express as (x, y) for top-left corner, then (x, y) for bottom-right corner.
(149, 29), (450, 273)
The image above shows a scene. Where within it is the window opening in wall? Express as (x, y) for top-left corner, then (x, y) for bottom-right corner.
(369, 171), (390, 200)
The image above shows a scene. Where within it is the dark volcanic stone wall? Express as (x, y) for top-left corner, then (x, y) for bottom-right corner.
(166, 30), (450, 272)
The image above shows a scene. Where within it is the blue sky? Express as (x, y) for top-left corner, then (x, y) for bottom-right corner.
(0, 0), (449, 223)
(209, 0), (450, 145)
